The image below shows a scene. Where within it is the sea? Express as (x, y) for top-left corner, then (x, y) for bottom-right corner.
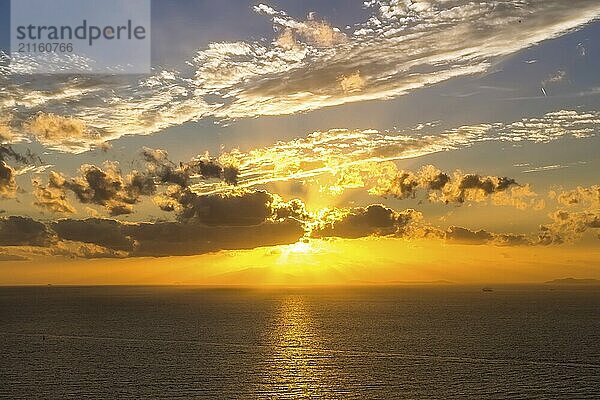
(0, 285), (599, 399)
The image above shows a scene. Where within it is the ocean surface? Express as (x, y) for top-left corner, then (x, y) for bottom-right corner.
(0, 285), (599, 399)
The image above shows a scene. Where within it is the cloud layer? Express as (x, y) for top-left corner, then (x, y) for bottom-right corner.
(0, 180), (597, 259)
(188, 110), (598, 197)
(1, 1), (599, 152)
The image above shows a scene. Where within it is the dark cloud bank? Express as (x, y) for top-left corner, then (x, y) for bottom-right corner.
(0, 193), (596, 259)
(0, 190), (305, 258)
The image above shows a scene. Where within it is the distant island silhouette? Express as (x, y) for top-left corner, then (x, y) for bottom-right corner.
(347, 280), (454, 285)
(545, 278), (600, 285)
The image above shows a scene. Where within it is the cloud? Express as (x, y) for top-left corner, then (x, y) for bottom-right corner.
(51, 218), (136, 252)
(522, 164), (567, 174)
(15, 105), (590, 247)
(24, 113), (100, 152)
(272, 198), (311, 221)
(371, 170), (420, 199)
(143, 147), (239, 187)
(0, 131), (41, 199)
(542, 70), (567, 87)
(372, 165), (523, 206)
(338, 71), (366, 94)
(492, 185), (546, 210)
(0, 135), (40, 198)
(538, 210), (600, 245)
(24, 107), (579, 218)
(311, 204), (422, 239)
(538, 185), (600, 244)
(2, 1), (599, 150)
(274, 28), (301, 51)
(0, 216), (54, 246)
(437, 173), (517, 204)
(189, 110), (599, 196)
(0, 161), (17, 199)
(51, 240), (129, 259)
(0, 217), (131, 259)
(551, 185), (599, 208)
(1, 186), (596, 260)
(256, 6), (347, 49)
(445, 226), (532, 246)
(493, 233), (533, 247)
(125, 219), (305, 257)
(37, 162), (155, 216)
(445, 226), (494, 245)
(252, 4), (280, 17)
(174, 189), (276, 225)
(212, 1), (599, 119)
(503, 110), (600, 141)
(33, 148), (239, 216)
(0, 145), (39, 165)
(0, 116), (16, 144)
(307, 201), (559, 247)
(157, 187), (310, 227)
(269, 11), (347, 50)
(0, 252), (29, 261)
(32, 188), (308, 257)
(32, 173), (77, 214)
(0, 195), (425, 258)
(24, 213), (305, 258)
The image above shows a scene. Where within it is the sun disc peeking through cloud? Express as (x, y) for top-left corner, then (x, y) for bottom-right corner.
(276, 240), (321, 266)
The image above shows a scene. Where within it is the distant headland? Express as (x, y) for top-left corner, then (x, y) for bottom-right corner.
(545, 278), (600, 285)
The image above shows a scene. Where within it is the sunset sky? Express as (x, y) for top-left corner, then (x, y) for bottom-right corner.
(0, 0), (598, 285)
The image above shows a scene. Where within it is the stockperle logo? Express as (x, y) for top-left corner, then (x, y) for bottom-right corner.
(8, 0), (150, 74)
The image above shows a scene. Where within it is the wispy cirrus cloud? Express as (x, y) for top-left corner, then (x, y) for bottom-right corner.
(1, 1), (599, 152)
(189, 109), (599, 196)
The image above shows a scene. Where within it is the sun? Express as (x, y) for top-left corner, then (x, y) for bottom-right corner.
(287, 241), (314, 254)
(275, 240), (320, 266)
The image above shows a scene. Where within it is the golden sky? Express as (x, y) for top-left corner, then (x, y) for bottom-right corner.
(1, 238), (598, 285)
(0, 1), (599, 285)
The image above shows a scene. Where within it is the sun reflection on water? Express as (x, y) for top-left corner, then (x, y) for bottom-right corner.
(268, 295), (326, 398)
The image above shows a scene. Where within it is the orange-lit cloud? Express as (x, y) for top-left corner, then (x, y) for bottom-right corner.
(189, 110), (600, 196)
(25, 113), (99, 152)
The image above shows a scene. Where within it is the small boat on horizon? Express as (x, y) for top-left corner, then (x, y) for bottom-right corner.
(482, 287), (493, 292)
